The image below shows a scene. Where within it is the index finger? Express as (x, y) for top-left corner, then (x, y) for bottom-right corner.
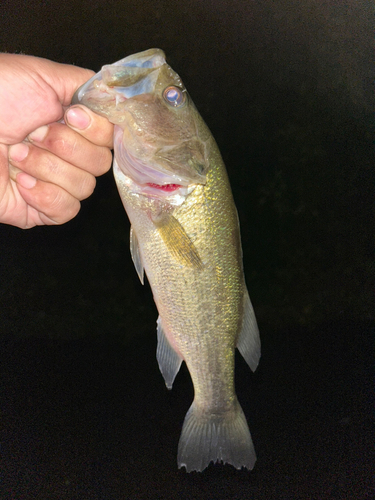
(65, 105), (114, 149)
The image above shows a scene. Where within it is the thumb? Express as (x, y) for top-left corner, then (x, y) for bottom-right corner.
(23, 55), (95, 106)
(0, 54), (95, 144)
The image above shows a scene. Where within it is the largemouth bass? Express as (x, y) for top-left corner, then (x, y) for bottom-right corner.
(73, 49), (261, 472)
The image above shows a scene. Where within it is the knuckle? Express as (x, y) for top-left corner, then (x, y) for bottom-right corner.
(80, 174), (96, 199)
(96, 147), (113, 173)
(65, 200), (81, 222)
(44, 126), (79, 161)
(36, 184), (79, 221)
(87, 115), (114, 148)
(53, 137), (76, 158)
(36, 183), (60, 207)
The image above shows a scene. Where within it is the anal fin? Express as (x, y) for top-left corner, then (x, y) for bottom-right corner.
(156, 316), (183, 389)
(237, 288), (261, 372)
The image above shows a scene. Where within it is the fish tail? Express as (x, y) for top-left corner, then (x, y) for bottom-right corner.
(177, 399), (256, 472)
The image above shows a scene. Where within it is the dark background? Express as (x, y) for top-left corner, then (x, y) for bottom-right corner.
(0, 1), (373, 498)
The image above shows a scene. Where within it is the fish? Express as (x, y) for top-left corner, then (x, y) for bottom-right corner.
(72, 48), (261, 472)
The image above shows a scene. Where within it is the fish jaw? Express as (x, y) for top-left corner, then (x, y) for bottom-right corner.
(72, 48), (168, 120)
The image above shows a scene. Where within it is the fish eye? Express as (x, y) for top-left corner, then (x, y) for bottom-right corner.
(163, 86), (186, 107)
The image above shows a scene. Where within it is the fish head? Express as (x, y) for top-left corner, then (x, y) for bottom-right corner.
(73, 49), (210, 203)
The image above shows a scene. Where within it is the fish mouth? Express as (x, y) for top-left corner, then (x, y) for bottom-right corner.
(146, 183), (181, 192)
(137, 182), (195, 202)
(113, 157), (196, 205)
(72, 72), (104, 106)
(72, 49), (167, 110)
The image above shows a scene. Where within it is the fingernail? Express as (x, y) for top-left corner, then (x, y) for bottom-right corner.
(28, 125), (48, 142)
(9, 142), (29, 162)
(66, 106), (91, 129)
(16, 172), (37, 189)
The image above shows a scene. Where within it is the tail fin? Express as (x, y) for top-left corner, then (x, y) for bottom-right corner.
(177, 399), (256, 472)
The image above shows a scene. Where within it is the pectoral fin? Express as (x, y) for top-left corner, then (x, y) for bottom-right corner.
(152, 213), (203, 270)
(237, 288), (261, 372)
(130, 226), (144, 284)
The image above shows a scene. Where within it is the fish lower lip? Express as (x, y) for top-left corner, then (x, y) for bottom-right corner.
(146, 183), (181, 192)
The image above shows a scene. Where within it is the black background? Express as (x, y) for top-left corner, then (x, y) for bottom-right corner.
(0, 1), (374, 498)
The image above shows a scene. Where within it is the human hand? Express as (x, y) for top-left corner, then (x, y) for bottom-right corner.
(0, 53), (114, 228)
